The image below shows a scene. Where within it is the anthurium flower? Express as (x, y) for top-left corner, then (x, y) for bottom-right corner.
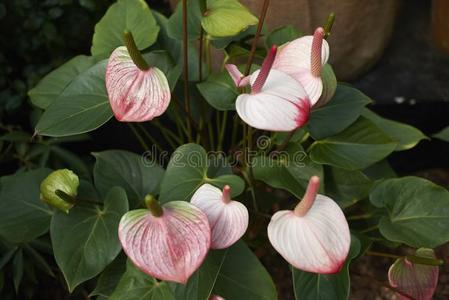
(273, 27), (334, 107)
(209, 295), (225, 300)
(267, 176), (350, 274)
(105, 31), (171, 122)
(40, 169), (79, 213)
(118, 195), (211, 284)
(225, 46), (310, 132)
(191, 184), (249, 249)
(388, 248), (439, 300)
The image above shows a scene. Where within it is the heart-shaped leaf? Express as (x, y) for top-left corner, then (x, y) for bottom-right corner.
(91, 0), (159, 59)
(0, 169), (53, 244)
(309, 117), (397, 170)
(265, 25), (302, 48)
(51, 186), (128, 292)
(197, 70), (238, 111)
(370, 176), (449, 248)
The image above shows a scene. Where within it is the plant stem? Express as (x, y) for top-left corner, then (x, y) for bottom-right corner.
(244, 0), (271, 76)
(152, 120), (181, 149)
(217, 111), (228, 151)
(199, 27), (204, 82)
(359, 224), (378, 234)
(366, 251), (401, 259)
(367, 251), (444, 266)
(182, 0), (193, 142)
(123, 31), (149, 70)
(136, 123), (164, 153)
(347, 213), (375, 220)
(128, 123), (150, 151)
(277, 129), (296, 151)
(324, 12), (336, 39)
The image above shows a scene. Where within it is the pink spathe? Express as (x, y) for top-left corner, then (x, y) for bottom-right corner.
(118, 201), (211, 284)
(267, 176), (350, 274)
(191, 184), (249, 249)
(226, 46), (310, 132)
(273, 27), (330, 106)
(106, 46), (171, 122)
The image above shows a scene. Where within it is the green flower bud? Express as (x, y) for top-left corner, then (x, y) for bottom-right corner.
(40, 169), (79, 213)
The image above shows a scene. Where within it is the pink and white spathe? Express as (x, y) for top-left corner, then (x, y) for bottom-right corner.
(118, 198), (211, 284)
(388, 248), (439, 300)
(191, 184), (249, 249)
(267, 176), (350, 274)
(225, 46), (310, 132)
(273, 27), (330, 106)
(106, 46), (171, 122)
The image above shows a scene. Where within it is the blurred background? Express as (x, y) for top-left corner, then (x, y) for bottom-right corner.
(1, 0), (449, 298)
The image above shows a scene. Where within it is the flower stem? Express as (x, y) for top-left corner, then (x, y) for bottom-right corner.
(55, 190), (102, 206)
(367, 251), (444, 266)
(123, 31), (149, 70)
(145, 195), (163, 217)
(128, 123), (150, 151)
(217, 111), (228, 151)
(182, 0), (193, 142)
(136, 123), (164, 153)
(360, 224), (379, 234)
(244, 0), (271, 76)
(324, 12), (335, 39)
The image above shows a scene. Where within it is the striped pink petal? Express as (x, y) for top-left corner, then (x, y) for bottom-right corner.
(273, 28), (329, 106)
(118, 201), (211, 284)
(191, 184), (248, 249)
(236, 69), (310, 131)
(106, 46), (171, 122)
(388, 248), (439, 300)
(225, 64), (250, 88)
(267, 176), (350, 274)
(209, 295), (225, 300)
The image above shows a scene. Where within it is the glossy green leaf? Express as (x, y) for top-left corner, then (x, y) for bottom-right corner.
(167, 0), (202, 41)
(370, 176), (449, 248)
(253, 143), (323, 198)
(35, 61), (112, 137)
(93, 150), (165, 208)
(109, 260), (175, 300)
(0, 169), (53, 244)
(90, 254), (127, 298)
(309, 117), (397, 170)
(197, 69), (238, 111)
(202, 0), (258, 38)
(326, 167), (373, 208)
(292, 235), (361, 300)
(91, 0), (159, 58)
(173, 241), (277, 300)
(51, 187), (128, 292)
(308, 85), (371, 140)
(159, 144), (245, 203)
(28, 55), (97, 109)
(433, 126), (449, 142)
(265, 25), (301, 48)
(362, 108), (428, 151)
(12, 249), (23, 293)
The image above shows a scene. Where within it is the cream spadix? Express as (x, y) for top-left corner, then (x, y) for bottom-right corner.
(105, 32), (171, 122)
(273, 27), (333, 107)
(225, 46), (310, 132)
(191, 184), (248, 249)
(118, 196), (211, 284)
(267, 176), (350, 274)
(388, 248), (439, 300)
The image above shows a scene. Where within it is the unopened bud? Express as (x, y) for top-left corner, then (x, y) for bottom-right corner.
(40, 169), (79, 213)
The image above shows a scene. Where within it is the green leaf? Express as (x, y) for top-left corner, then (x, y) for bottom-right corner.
(173, 241), (277, 300)
(362, 108), (428, 151)
(12, 249), (24, 293)
(433, 126), (449, 142)
(167, 0), (202, 41)
(91, 0), (159, 59)
(28, 55), (97, 109)
(35, 61), (112, 137)
(90, 254), (127, 298)
(110, 260), (175, 300)
(253, 143), (323, 198)
(308, 85), (371, 140)
(93, 150), (165, 208)
(143, 51), (181, 91)
(370, 176), (449, 248)
(159, 144), (245, 203)
(202, 0), (258, 38)
(51, 187), (128, 292)
(197, 69), (238, 111)
(325, 167), (373, 208)
(0, 169), (53, 244)
(292, 235), (361, 300)
(265, 25), (301, 48)
(309, 117), (397, 170)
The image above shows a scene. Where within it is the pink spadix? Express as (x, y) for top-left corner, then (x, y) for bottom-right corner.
(267, 176), (350, 274)
(191, 184), (249, 249)
(273, 27), (330, 106)
(105, 31), (171, 122)
(388, 248), (439, 300)
(118, 195), (211, 284)
(226, 46), (310, 132)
